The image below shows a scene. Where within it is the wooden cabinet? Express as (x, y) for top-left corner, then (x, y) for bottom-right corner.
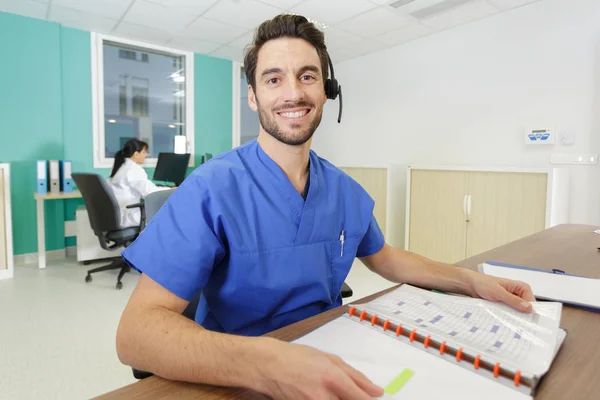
(405, 167), (568, 264)
(0, 164), (13, 279)
(407, 169), (470, 264)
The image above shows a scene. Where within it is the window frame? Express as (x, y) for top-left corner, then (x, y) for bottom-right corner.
(232, 61), (242, 148)
(91, 33), (195, 169)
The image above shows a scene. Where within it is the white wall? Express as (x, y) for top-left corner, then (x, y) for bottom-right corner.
(314, 0), (600, 247)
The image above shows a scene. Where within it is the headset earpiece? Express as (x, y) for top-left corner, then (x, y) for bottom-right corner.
(324, 54), (339, 100)
(324, 53), (343, 123)
(325, 77), (339, 100)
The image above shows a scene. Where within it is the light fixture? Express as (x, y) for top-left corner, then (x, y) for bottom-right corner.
(168, 124), (176, 128)
(173, 76), (185, 83)
(174, 90), (185, 97)
(169, 69), (183, 79)
(107, 119), (116, 123)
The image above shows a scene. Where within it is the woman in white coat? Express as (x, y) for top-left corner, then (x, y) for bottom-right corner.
(108, 139), (168, 228)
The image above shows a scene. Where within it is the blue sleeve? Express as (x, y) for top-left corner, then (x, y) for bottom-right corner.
(356, 214), (385, 257)
(121, 177), (226, 301)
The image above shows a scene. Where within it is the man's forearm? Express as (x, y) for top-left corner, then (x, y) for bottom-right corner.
(116, 305), (276, 391)
(364, 246), (476, 295)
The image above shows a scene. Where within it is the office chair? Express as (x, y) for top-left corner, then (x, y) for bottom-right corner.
(72, 173), (143, 290)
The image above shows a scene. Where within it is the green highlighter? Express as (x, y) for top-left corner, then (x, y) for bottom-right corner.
(384, 368), (415, 395)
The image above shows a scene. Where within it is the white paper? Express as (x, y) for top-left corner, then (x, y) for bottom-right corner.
(359, 285), (561, 377)
(480, 263), (600, 309)
(294, 317), (531, 400)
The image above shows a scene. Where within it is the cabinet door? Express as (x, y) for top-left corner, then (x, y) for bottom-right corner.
(408, 169), (469, 264)
(0, 172), (6, 270)
(465, 171), (547, 258)
(341, 167), (387, 235)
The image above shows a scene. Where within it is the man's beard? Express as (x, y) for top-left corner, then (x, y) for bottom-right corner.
(256, 98), (323, 146)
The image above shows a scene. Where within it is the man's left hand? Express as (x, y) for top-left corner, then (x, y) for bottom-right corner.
(465, 271), (536, 312)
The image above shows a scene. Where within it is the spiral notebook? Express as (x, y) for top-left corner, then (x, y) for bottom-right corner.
(294, 285), (566, 399)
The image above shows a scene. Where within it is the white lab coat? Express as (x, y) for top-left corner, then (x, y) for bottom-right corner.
(108, 158), (168, 228)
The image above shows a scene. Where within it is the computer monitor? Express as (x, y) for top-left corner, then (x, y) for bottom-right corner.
(153, 152), (190, 186)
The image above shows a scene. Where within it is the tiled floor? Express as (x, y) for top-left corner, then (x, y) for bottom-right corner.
(0, 257), (395, 399)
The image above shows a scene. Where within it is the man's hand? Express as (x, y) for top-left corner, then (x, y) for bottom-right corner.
(256, 339), (384, 400)
(463, 271), (536, 312)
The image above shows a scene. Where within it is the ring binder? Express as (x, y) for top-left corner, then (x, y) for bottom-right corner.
(424, 335), (431, 348)
(383, 320), (391, 331)
(347, 306), (533, 389)
(295, 308), (540, 399)
(456, 348), (464, 362)
(307, 285), (566, 398)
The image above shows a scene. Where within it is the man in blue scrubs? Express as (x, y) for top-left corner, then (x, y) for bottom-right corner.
(116, 14), (535, 400)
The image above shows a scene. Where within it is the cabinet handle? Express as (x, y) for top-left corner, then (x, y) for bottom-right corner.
(467, 195), (472, 217)
(463, 195), (468, 216)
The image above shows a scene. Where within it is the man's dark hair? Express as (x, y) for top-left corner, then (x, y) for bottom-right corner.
(243, 14), (329, 92)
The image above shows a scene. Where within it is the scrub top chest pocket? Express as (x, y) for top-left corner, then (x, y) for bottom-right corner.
(330, 231), (361, 298)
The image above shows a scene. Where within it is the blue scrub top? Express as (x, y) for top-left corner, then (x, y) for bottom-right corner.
(122, 139), (385, 336)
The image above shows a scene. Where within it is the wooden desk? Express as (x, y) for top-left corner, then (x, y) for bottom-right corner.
(97, 224), (600, 400)
(33, 190), (81, 269)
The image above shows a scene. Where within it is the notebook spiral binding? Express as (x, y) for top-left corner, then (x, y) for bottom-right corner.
(347, 306), (531, 389)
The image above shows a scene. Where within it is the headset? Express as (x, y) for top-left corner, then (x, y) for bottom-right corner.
(324, 53), (343, 123)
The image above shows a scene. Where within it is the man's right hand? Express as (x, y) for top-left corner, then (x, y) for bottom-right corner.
(255, 339), (384, 400)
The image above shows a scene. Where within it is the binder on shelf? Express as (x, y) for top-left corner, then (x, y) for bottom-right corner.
(36, 160), (47, 195)
(59, 160), (73, 193)
(48, 160), (59, 194)
(294, 285), (566, 399)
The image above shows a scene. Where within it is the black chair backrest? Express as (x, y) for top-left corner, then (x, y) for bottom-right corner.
(144, 189), (175, 222)
(72, 173), (121, 234)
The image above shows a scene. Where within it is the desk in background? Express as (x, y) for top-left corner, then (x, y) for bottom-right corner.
(34, 190), (81, 269)
(96, 224), (600, 400)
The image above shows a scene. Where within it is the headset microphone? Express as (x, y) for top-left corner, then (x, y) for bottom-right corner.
(324, 53), (343, 123)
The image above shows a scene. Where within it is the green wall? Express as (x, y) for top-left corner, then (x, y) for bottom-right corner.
(0, 11), (233, 256)
(0, 13), (66, 254)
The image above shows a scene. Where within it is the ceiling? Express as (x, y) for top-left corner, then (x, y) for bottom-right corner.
(1, 0), (544, 63)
